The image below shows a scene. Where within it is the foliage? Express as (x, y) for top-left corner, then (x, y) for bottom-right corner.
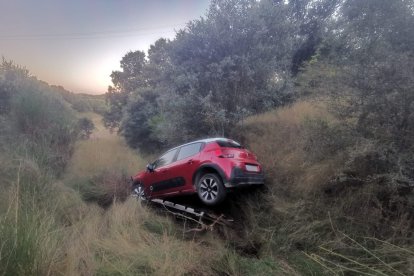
(105, 0), (309, 150)
(242, 100), (414, 275)
(0, 59), (229, 276)
(77, 117), (95, 139)
(295, 0), (414, 226)
(120, 88), (163, 152)
(0, 59), (78, 175)
(2, 0), (414, 274)
(0, 59), (79, 275)
(54, 85), (107, 115)
(102, 1), (414, 271)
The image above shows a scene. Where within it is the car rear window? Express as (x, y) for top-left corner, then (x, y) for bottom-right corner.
(216, 139), (242, 148)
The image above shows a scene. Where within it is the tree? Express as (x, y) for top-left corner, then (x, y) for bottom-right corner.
(104, 50), (147, 130)
(153, 0), (300, 145)
(289, 0), (341, 75)
(120, 88), (162, 152)
(296, 0), (414, 194)
(105, 0), (307, 151)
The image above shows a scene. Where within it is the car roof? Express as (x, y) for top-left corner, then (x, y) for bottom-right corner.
(167, 137), (238, 152)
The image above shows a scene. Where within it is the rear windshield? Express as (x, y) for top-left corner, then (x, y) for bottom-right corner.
(216, 139), (242, 148)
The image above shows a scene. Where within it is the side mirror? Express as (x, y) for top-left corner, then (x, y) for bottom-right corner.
(146, 163), (155, 172)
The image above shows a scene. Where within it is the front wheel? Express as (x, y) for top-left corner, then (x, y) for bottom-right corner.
(197, 173), (226, 206)
(132, 183), (147, 201)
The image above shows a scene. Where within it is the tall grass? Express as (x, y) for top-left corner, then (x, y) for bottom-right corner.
(243, 100), (343, 197)
(0, 161), (62, 275)
(58, 112), (294, 275)
(307, 233), (414, 275)
(1, 60), (298, 275)
(0, 115), (220, 275)
(64, 112), (144, 206)
(92, 199), (212, 275)
(57, 112), (216, 274)
(2, 58), (411, 274)
(238, 100), (414, 274)
(0, 60), (78, 275)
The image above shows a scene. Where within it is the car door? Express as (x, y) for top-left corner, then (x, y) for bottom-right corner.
(168, 142), (204, 193)
(146, 148), (178, 197)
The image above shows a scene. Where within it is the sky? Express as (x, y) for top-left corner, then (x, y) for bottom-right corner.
(0, 0), (210, 94)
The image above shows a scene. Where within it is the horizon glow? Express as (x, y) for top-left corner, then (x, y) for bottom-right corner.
(0, 0), (210, 94)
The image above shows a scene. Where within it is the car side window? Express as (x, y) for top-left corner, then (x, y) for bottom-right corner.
(155, 149), (177, 168)
(176, 143), (202, 161)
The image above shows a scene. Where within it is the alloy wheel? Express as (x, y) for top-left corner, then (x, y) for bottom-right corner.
(199, 177), (219, 202)
(133, 184), (146, 201)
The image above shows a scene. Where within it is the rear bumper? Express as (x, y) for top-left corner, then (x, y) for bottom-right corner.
(224, 167), (265, 188)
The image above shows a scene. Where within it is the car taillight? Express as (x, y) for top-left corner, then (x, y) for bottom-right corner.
(214, 149), (234, 158)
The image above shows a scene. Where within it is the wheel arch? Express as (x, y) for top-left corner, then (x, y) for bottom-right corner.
(132, 178), (142, 187)
(192, 164), (227, 187)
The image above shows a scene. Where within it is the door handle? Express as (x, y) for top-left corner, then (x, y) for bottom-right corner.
(187, 159), (193, 164)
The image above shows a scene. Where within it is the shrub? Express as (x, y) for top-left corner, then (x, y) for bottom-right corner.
(77, 117), (95, 139)
(0, 60), (80, 274)
(75, 170), (131, 207)
(71, 99), (90, 112)
(238, 100), (413, 275)
(301, 117), (352, 162)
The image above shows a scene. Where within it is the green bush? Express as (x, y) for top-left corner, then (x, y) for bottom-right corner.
(0, 60), (79, 274)
(70, 170), (131, 208)
(77, 117), (95, 139)
(2, 65), (78, 175)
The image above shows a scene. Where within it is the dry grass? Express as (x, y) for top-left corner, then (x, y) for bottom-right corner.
(239, 100), (414, 275)
(46, 197), (227, 275)
(66, 112), (144, 179)
(0, 111), (222, 275)
(2, 94), (412, 275)
(243, 100), (343, 196)
(66, 138), (142, 178)
(52, 113), (225, 275)
(93, 199), (222, 275)
(306, 232), (414, 275)
(53, 112), (291, 275)
(63, 113), (145, 206)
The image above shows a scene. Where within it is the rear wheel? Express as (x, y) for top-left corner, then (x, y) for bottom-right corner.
(197, 173), (226, 206)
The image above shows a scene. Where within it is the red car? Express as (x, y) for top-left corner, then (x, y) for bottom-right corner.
(132, 138), (264, 205)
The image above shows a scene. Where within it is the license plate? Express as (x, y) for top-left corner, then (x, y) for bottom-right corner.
(246, 165), (259, 172)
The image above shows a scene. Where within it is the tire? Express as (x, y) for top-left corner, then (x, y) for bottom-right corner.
(132, 183), (147, 201)
(197, 173), (226, 206)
